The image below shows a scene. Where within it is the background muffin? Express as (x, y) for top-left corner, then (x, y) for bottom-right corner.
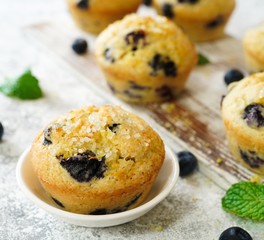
(153, 0), (236, 42)
(95, 14), (197, 103)
(30, 105), (165, 214)
(65, 0), (142, 34)
(243, 23), (264, 73)
(221, 73), (264, 175)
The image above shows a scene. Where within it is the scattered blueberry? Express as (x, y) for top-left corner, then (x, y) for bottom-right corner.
(149, 54), (177, 77)
(177, 151), (198, 177)
(224, 69), (244, 85)
(242, 103), (264, 128)
(162, 3), (174, 19)
(240, 149), (264, 169)
(72, 38), (88, 54)
(206, 16), (224, 28)
(108, 123), (120, 133)
(59, 151), (107, 182)
(104, 48), (115, 63)
(142, 0), (152, 6)
(43, 126), (52, 146)
(219, 227), (253, 240)
(178, 0), (199, 3)
(52, 197), (65, 208)
(0, 122), (4, 141)
(76, 0), (89, 9)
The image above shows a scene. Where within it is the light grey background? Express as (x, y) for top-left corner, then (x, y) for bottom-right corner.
(0, 1), (264, 239)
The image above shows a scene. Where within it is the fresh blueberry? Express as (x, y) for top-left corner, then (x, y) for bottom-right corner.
(59, 151), (107, 182)
(142, 0), (152, 6)
(219, 227), (253, 240)
(76, 0), (89, 9)
(177, 151), (198, 177)
(162, 3), (174, 18)
(242, 103), (264, 128)
(224, 69), (244, 85)
(0, 122), (4, 141)
(178, 0), (199, 3)
(72, 38), (88, 54)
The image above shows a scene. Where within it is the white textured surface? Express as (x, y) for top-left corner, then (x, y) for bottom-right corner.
(0, 0), (264, 239)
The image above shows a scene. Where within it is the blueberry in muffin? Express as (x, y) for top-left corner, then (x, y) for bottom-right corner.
(95, 14), (197, 103)
(30, 105), (165, 214)
(153, 0), (236, 42)
(222, 73), (264, 175)
(65, 0), (142, 34)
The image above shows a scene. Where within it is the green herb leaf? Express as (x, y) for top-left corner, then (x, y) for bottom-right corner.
(222, 181), (264, 221)
(197, 53), (210, 65)
(0, 69), (43, 100)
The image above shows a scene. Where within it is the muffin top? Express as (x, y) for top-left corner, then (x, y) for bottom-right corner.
(222, 73), (264, 149)
(95, 14), (197, 79)
(31, 105), (165, 194)
(243, 23), (264, 63)
(153, 0), (236, 21)
(68, 0), (141, 13)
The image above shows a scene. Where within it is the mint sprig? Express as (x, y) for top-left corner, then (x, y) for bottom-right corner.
(0, 69), (43, 100)
(197, 53), (210, 66)
(222, 181), (264, 221)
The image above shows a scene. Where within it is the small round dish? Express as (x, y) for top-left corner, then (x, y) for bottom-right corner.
(16, 145), (179, 227)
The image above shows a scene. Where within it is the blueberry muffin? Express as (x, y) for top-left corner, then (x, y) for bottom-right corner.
(30, 105), (165, 214)
(65, 0), (142, 34)
(222, 73), (264, 175)
(243, 23), (264, 73)
(95, 14), (197, 103)
(153, 0), (236, 42)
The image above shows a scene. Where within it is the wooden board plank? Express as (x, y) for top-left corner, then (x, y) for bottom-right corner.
(25, 21), (264, 188)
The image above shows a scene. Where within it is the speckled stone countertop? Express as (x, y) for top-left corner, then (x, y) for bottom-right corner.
(0, 1), (264, 239)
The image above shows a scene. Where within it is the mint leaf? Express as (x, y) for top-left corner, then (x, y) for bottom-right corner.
(0, 69), (43, 100)
(197, 53), (210, 65)
(222, 181), (264, 221)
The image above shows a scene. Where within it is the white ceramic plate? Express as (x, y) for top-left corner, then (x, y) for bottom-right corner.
(16, 146), (179, 227)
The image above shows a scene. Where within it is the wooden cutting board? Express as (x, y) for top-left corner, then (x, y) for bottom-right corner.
(25, 18), (264, 189)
